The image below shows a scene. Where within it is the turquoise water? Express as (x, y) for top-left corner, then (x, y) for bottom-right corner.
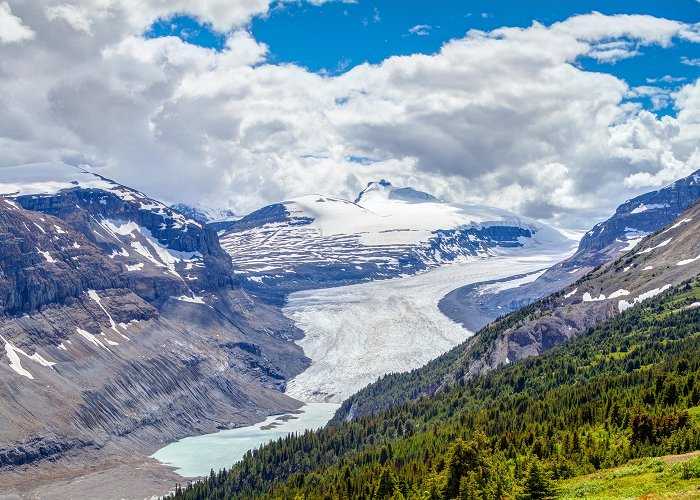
(151, 402), (340, 478)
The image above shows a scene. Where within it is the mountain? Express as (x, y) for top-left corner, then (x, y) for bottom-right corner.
(0, 163), (308, 496)
(170, 203), (239, 230)
(338, 196), (700, 420)
(441, 168), (700, 331)
(170, 235), (700, 500)
(220, 180), (573, 303)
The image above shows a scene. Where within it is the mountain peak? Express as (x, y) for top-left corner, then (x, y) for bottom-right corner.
(355, 180), (439, 204)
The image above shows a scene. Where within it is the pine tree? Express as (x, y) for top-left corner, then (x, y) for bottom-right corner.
(522, 459), (554, 500)
(375, 467), (396, 499)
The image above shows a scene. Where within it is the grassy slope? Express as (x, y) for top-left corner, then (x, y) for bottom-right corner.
(558, 454), (700, 499)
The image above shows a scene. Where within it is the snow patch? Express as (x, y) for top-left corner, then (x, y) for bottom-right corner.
(582, 292), (606, 302)
(37, 248), (56, 263)
(631, 203), (669, 214)
(661, 218), (692, 234)
(1, 335), (56, 379)
(175, 295), (206, 304)
(639, 237), (673, 254)
(618, 284), (673, 312)
(125, 262), (144, 271)
(76, 327), (109, 351)
(677, 255), (700, 266)
(564, 288), (578, 299)
(87, 289), (125, 337)
(4, 342), (33, 379)
(109, 248), (129, 258)
(609, 289), (630, 299)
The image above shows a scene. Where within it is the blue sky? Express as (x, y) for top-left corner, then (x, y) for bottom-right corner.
(149, 0), (700, 113)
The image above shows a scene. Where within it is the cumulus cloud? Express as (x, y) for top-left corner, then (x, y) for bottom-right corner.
(0, 1), (34, 43)
(45, 4), (92, 34)
(0, 3), (698, 229)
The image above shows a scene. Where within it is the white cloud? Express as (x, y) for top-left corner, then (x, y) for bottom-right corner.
(647, 75), (686, 84)
(0, 7), (698, 229)
(0, 1), (34, 43)
(409, 24), (431, 36)
(45, 4), (91, 34)
(587, 40), (639, 63)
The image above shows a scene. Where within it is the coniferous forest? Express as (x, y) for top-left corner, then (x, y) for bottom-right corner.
(171, 278), (700, 499)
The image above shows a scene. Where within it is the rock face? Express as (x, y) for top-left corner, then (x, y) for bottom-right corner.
(0, 164), (308, 486)
(578, 170), (700, 254)
(14, 178), (236, 306)
(442, 168), (700, 330)
(220, 180), (572, 304)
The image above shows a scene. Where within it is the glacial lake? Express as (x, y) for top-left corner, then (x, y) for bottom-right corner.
(152, 402), (340, 478)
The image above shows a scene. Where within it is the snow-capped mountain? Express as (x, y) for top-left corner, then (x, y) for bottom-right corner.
(170, 202), (238, 226)
(0, 163), (231, 305)
(0, 163), (307, 480)
(578, 168), (700, 258)
(221, 180), (574, 302)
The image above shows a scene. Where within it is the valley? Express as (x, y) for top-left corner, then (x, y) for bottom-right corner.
(1, 5), (700, 499)
(150, 251), (569, 478)
(0, 163), (698, 499)
(283, 252), (567, 404)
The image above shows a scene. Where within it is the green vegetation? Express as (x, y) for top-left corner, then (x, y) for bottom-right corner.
(171, 279), (700, 499)
(558, 455), (700, 499)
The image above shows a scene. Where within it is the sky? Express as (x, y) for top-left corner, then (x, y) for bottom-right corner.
(0, 1), (699, 229)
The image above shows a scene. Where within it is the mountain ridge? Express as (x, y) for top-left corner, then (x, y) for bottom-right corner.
(220, 180), (575, 304)
(440, 167), (700, 332)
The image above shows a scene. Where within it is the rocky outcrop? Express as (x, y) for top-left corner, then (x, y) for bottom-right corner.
(0, 200), (125, 314)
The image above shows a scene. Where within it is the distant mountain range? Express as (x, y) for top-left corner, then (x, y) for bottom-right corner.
(220, 179), (574, 303)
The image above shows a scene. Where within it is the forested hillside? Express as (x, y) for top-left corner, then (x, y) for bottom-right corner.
(172, 277), (700, 499)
